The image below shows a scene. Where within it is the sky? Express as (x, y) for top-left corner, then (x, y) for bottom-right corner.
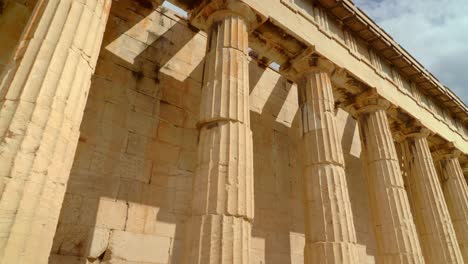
(354, 0), (468, 105)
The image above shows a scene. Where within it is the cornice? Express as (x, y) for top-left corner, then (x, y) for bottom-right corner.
(314, 0), (468, 122)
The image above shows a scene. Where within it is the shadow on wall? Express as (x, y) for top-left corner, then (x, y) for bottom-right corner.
(339, 110), (377, 263)
(49, 1), (202, 263)
(249, 61), (304, 264)
(48, 0), (306, 264)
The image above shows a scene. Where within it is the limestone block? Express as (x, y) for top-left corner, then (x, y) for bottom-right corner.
(88, 228), (111, 260)
(159, 101), (185, 127)
(66, 171), (121, 199)
(160, 83), (185, 109)
(49, 254), (88, 264)
(126, 132), (150, 156)
(177, 150), (197, 172)
(116, 179), (144, 203)
(149, 140), (181, 164)
(117, 153), (153, 183)
(183, 85), (203, 114)
(107, 230), (171, 263)
(158, 121), (184, 145)
(132, 91), (159, 117)
(86, 198), (128, 230)
(58, 194), (83, 225)
(181, 128), (198, 150)
(125, 203), (157, 234)
(53, 223), (107, 258)
(125, 110), (158, 136)
(173, 190), (191, 214)
(153, 217), (178, 238)
(88, 150), (121, 176)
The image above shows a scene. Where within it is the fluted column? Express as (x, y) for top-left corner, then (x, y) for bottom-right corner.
(183, 4), (254, 264)
(355, 93), (424, 263)
(287, 57), (359, 263)
(0, 0), (111, 263)
(400, 130), (463, 263)
(434, 148), (468, 262)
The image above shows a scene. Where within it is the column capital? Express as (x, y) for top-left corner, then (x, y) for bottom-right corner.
(394, 121), (432, 142)
(190, 0), (267, 31)
(433, 143), (462, 161)
(280, 48), (336, 81)
(352, 88), (391, 115)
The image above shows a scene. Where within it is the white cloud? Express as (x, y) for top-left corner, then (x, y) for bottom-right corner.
(354, 0), (468, 105)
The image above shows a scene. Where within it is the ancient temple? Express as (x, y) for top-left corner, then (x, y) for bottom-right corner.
(0, 0), (467, 263)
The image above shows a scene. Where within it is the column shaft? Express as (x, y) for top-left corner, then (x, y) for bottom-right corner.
(299, 71), (359, 263)
(439, 155), (468, 262)
(401, 136), (463, 263)
(184, 13), (254, 264)
(0, 0), (111, 262)
(358, 108), (424, 263)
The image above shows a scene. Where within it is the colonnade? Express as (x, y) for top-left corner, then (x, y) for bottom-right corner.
(0, 0), (467, 263)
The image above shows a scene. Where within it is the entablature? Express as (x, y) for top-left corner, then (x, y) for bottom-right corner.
(248, 0), (468, 154)
(169, 0), (468, 155)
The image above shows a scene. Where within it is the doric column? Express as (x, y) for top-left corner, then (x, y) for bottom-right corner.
(355, 92), (424, 263)
(399, 128), (463, 263)
(401, 127), (463, 263)
(434, 146), (468, 262)
(183, 2), (257, 263)
(285, 56), (359, 263)
(0, 0), (111, 263)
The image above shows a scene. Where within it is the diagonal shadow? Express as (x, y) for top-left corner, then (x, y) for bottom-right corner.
(340, 110), (378, 261)
(249, 63), (303, 264)
(50, 1), (202, 263)
(51, 1), (311, 264)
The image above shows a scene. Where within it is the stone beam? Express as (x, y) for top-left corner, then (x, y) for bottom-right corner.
(221, 0), (468, 154)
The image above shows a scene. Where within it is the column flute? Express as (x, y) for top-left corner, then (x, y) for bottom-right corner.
(0, 0), (112, 262)
(284, 55), (360, 263)
(355, 91), (424, 263)
(183, 1), (257, 263)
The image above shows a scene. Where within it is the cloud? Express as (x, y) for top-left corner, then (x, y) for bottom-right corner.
(354, 0), (468, 105)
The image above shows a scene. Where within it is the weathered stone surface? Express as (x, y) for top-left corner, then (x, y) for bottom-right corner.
(296, 66), (359, 263)
(356, 96), (424, 263)
(400, 131), (463, 263)
(0, 0), (112, 262)
(0, 0), (32, 74)
(434, 149), (468, 263)
(183, 6), (255, 263)
(0, 0), (465, 263)
(105, 230), (171, 263)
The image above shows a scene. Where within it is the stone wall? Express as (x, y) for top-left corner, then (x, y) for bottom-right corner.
(49, 1), (376, 263)
(0, 0), (35, 73)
